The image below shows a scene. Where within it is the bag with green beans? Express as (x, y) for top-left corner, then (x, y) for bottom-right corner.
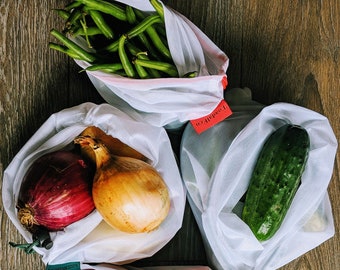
(50, 0), (229, 130)
(180, 88), (337, 270)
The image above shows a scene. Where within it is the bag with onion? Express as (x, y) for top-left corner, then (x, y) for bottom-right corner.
(2, 102), (186, 266)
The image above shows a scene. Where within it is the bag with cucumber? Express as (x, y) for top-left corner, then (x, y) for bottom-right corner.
(50, 0), (229, 130)
(180, 88), (338, 269)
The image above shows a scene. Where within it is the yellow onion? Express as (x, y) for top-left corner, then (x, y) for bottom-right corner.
(78, 126), (148, 162)
(74, 136), (170, 233)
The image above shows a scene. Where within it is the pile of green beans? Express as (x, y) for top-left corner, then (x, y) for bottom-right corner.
(49, 0), (194, 79)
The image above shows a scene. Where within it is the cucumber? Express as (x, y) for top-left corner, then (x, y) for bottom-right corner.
(241, 123), (310, 241)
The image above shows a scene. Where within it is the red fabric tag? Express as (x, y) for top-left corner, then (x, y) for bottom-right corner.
(222, 76), (228, 89)
(190, 99), (232, 134)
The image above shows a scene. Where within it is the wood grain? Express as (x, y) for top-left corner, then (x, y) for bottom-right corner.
(1, 0), (339, 269)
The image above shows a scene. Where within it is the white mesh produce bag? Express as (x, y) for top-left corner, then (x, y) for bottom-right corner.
(74, 0), (229, 130)
(180, 88), (337, 269)
(46, 262), (212, 270)
(2, 102), (186, 266)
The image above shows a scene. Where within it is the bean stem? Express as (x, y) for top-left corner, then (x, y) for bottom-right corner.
(78, 15), (92, 48)
(9, 240), (39, 254)
(136, 32), (160, 59)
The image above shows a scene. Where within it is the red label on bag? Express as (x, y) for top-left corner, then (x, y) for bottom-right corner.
(190, 99), (232, 134)
(222, 76), (228, 89)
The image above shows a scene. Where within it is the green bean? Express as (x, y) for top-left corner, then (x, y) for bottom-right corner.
(50, 29), (96, 62)
(136, 32), (160, 60)
(183, 71), (198, 78)
(77, 0), (127, 21)
(126, 43), (151, 78)
(133, 58), (178, 77)
(105, 39), (119, 52)
(49, 42), (85, 60)
(125, 11), (169, 60)
(83, 63), (124, 73)
(149, 0), (164, 21)
(126, 14), (162, 39)
(53, 9), (70, 21)
(134, 61), (150, 79)
(126, 42), (161, 78)
(118, 35), (136, 78)
(73, 26), (103, 37)
(133, 8), (147, 20)
(51, 1), (176, 79)
(65, 1), (83, 11)
(88, 10), (114, 39)
(65, 7), (83, 29)
(114, 70), (128, 77)
(129, 9), (169, 59)
(146, 26), (171, 60)
(146, 67), (161, 78)
(154, 24), (167, 38)
(126, 42), (145, 57)
(126, 5), (137, 24)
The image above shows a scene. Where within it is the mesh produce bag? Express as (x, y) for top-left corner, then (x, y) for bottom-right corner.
(180, 88), (337, 269)
(3, 102), (186, 266)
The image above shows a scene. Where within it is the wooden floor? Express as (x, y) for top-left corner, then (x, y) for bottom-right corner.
(1, 0), (339, 269)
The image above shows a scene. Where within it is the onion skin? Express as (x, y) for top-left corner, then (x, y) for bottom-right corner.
(74, 136), (170, 233)
(17, 151), (95, 232)
(79, 126), (148, 162)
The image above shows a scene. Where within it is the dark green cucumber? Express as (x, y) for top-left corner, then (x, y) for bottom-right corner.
(241, 124), (310, 241)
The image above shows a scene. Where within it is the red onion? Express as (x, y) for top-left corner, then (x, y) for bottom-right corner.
(17, 150), (95, 232)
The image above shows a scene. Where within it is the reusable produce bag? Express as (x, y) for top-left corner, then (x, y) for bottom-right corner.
(2, 102), (186, 266)
(180, 88), (337, 269)
(75, 0), (229, 130)
(46, 262), (211, 270)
